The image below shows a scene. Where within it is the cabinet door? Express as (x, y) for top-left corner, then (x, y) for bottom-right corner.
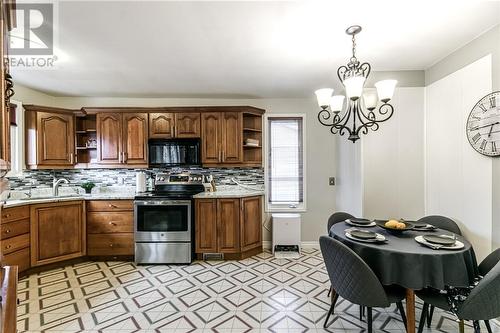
(195, 199), (217, 253)
(149, 113), (174, 139)
(97, 113), (122, 164)
(122, 113), (148, 165)
(217, 198), (240, 253)
(240, 196), (262, 252)
(175, 113), (201, 138)
(37, 112), (74, 166)
(30, 201), (85, 267)
(221, 112), (242, 163)
(201, 112), (222, 164)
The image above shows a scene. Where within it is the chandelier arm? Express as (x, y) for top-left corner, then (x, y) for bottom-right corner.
(359, 62), (371, 79)
(372, 103), (395, 123)
(336, 103), (353, 137)
(317, 109), (334, 126)
(337, 66), (348, 83)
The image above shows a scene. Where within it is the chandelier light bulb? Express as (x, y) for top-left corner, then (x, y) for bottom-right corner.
(363, 92), (378, 111)
(375, 80), (398, 103)
(344, 76), (366, 101)
(315, 88), (334, 108)
(330, 95), (345, 113)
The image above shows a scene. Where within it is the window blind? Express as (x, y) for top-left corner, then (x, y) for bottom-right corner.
(268, 117), (304, 204)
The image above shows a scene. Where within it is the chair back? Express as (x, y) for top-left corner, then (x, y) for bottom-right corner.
(319, 235), (390, 308)
(478, 247), (500, 276)
(327, 212), (354, 233)
(417, 215), (462, 235)
(457, 261), (500, 320)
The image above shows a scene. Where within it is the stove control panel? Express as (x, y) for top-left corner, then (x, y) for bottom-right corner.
(155, 173), (204, 185)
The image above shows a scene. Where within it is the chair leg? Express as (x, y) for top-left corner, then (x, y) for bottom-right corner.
(359, 305), (364, 321)
(327, 285), (331, 297)
(367, 307), (373, 333)
(427, 304), (435, 328)
(396, 301), (407, 331)
(417, 302), (428, 333)
(473, 320), (481, 333)
(484, 320), (493, 333)
(459, 319), (465, 333)
(323, 292), (339, 328)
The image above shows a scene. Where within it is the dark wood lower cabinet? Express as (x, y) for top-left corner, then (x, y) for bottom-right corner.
(30, 201), (86, 267)
(195, 196), (262, 259)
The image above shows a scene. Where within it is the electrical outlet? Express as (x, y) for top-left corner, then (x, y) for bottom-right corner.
(329, 177), (335, 186)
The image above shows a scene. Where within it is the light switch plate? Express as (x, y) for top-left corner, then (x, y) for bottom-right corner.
(329, 177), (335, 186)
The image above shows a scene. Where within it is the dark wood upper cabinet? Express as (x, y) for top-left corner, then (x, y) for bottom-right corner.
(25, 106), (76, 169)
(175, 113), (200, 138)
(97, 113), (122, 164)
(201, 112), (222, 164)
(221, 112), (242, 163)
(149, 113), (174, 139)
(122, 113), (148, 165)
(37, 112), (74, 166)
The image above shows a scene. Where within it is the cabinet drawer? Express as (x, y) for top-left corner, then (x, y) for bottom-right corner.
(87, 200), (133, 212)
(2, 247), (30, 272)
(87, 212), (133, 233)
(1, 206), (30, 224)
(87, 233), (134, 256)
(1, 219), (30, 240)
(2, 233), (29, 255)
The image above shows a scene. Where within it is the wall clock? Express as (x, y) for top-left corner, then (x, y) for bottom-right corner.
(466, 91), (500, 157)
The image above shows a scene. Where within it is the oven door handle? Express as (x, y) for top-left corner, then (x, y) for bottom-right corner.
(134, 200), (192, 206)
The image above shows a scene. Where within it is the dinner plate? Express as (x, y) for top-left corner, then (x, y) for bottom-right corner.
(415, 236), (464, 250)
(413, 223), (437, 231)
(350, 230), (377, 239)
(346, 218), (372, 225)
(345, 231), (386, 243)
(423, 234), (457, 245)
(345, 220), (376, 227)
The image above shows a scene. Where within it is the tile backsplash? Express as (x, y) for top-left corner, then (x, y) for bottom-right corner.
(7, 167), (264, 191)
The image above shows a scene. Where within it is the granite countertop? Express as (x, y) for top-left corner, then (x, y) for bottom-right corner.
(193, 185), (265, 199)
(1, 185), (265, 208)
(1, 186), (136, 208)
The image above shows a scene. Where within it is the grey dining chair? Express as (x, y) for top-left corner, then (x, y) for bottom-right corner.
(417, 215), (462, 235)
(417, 215), (463, 325)
(327, 211), (354, 234)
(416, 251), (500, 333)
(319, 236), (408, 333)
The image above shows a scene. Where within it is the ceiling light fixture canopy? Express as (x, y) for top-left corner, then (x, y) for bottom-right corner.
(314, 25), (397, 142)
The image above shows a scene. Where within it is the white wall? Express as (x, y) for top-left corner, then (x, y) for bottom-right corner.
(362, 87), (425, 220)
(13, 87), (337, 242)
(425, 55), (493, 261)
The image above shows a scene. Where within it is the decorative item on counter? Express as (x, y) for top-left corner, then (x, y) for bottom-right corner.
(86, 138), (97, 148)
(136, 171), (146, 193)
(81, 181), (96, 194)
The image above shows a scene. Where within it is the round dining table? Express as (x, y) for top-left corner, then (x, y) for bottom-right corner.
(330, 222), (478, 333)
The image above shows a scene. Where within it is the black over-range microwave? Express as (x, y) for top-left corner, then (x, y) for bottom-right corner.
(148, 139), (201, 167)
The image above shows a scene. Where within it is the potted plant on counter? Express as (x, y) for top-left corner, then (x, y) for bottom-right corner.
(81, 181), (96, 194)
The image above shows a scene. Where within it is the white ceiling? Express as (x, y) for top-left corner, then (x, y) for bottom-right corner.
(11, 0), (500, 98)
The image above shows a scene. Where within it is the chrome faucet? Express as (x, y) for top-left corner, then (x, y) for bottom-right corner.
(53, 177), (69, 196)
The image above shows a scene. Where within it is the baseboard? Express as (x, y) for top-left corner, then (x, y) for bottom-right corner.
(262, 240), (319, 250)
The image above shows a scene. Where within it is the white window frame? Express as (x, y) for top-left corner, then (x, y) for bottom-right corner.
(264, 113), (307, 213)
(6, 100), (24, 177)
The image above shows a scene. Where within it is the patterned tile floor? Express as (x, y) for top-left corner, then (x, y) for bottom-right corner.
(17, 248), (500, 332)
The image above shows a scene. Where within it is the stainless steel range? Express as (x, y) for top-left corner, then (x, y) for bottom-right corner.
(134, 172), (205, 264)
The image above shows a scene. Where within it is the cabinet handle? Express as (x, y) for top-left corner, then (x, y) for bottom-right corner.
(5, 244), (11, 249)
(108, 221), (116, 226)
(123, 152), (127, 163)
(4, 229), (10, 234)
(108, 204), (117, 208)
(109, 243), (114, 247)
(3, 214), (10, 218)
(70, 153), (74, 164)
(222, 150), (225, 161)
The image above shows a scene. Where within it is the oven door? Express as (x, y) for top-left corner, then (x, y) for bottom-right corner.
(134, 200), (191, 242)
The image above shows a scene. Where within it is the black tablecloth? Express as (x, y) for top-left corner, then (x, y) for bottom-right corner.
(330, 223), (478, 290)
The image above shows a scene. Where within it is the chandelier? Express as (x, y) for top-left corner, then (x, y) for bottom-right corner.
(315, 25), (397, 143)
